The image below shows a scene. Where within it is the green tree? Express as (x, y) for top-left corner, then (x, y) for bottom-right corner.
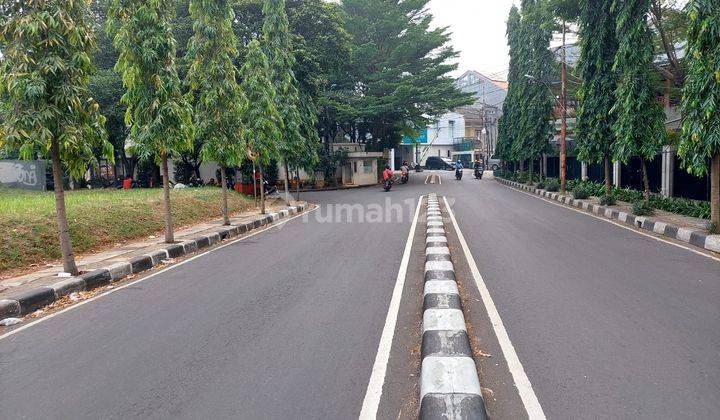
(339, 0), (473, 150)
(497, 6), (523, 167)
(611, 0), (667, 205)
(233, 0), (351, 98)
(679, 0), (720, 227)
(262, 0), (317, 200)
(239, 40), (282, 214)
(511, 0), (554, 182)
(575, 0), (619, 197)
(0, 0), (113, 275)
(109, 0), (195, 243)
(186, 0), (246, 225)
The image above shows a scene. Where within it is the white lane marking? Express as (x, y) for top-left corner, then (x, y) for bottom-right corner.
(444, 196), (547, 420)
(0, 206), (320, 342)
(423, 308), (466, 332)
(425, 175), (430, 185)
(359, 196), (423, 419)
(421, 357), (482, 399)
(500, 184), (720, 263)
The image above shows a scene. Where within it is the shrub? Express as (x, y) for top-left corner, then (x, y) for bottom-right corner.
(545, 178), (560, 192)
(599, 195), (616, 206)
(632, 201), (655, 216)
(516, 172), (529, 183)
(535, 180), (546, 189)
(573, 183), (591, 199)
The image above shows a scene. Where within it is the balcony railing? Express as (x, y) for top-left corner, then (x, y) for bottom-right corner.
(453, 137), (479, 152)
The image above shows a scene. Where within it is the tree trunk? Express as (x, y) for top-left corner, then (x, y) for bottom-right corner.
(641, 157), (651, 206)
(252, 160), (258, 205)
(711, 153), (719, 227)
(220, 166), (230, 226)
(161, 153), (174, 243)
(528, 160), (534, 184)
(259, 163), (266, 215)
(604, 156), (612, 197)
(50, 140), (79, 276)
(296, 169), (301, 202)
(284, 160), (291, 204)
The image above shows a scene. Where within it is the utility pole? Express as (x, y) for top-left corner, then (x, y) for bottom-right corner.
(560, 20), (568, 194)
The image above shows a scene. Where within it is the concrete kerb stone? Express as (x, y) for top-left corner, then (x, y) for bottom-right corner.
(420, 194), (486, 420)
(10, 287), (56, 315)
(80, 269), (112, 290)
(705, 235), (720, 253)
(149, 249), (169, 265)
(0, 299), (21, 319)
(165, 244), (185, 259)
(0, 202), (309, 324)
(106, 263), (132, 281)
(50, 277), (86, 298)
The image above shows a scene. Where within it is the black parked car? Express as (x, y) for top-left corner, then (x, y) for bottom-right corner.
(425, 156), (455, 170)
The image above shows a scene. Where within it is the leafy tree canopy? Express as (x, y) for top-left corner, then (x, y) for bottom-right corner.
(679, 0), (720, 175)
(0, 0), (113, 177)
(339, 0), (474, 150)
(186, 0), (246, 169)
(108, 0), (194, 162)
(239, 40), (282, 167)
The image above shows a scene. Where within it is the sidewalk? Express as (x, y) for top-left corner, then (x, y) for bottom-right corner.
(0, 201), (308, 318)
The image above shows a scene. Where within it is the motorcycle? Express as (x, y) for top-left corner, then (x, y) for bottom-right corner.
(383, 178), (394, 192)
(400, 171), (409, 184)
(474, 168), (484, 180)
(455, 168), (463, 180)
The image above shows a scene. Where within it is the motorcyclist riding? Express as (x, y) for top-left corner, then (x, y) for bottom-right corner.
(473, 160), (485, 179)
(400, 161), (410, 184)
(382, 165), (394, 191)
(455, 161), (464, 180)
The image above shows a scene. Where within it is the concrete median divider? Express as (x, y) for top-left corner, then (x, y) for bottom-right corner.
(420, 193), (487, 420)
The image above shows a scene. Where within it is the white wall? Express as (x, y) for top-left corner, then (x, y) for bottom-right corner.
(426, 112), (465, 146)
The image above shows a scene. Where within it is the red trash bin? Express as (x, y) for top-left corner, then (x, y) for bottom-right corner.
(123, 178), (133, 189)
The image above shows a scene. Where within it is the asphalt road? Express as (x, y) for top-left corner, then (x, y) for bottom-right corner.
(1, 170), (718, 419)
(0, 181), (427, 419)
(438, 171), (720, 419)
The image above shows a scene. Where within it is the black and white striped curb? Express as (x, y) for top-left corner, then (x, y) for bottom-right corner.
(497, 178), (720, 254)
(421, 194), (487, 420)
(0, 204), (308, 321)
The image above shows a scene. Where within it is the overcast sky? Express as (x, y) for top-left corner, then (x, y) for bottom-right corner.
(428, 0), (518, 80)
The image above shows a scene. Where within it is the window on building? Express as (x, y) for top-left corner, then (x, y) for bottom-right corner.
(353, 161), (358, 173)
(363, 160), (374, 174)
(448, 120), (455, 139)
(447, 150), (451, 158)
